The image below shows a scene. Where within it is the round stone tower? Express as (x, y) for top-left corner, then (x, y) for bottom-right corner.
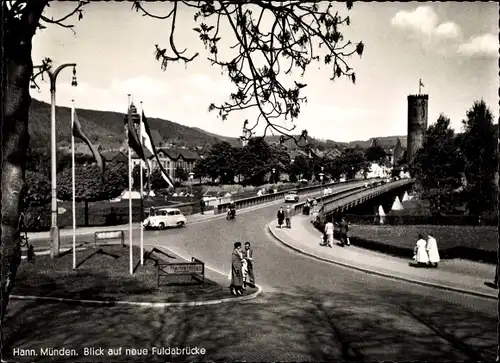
(407, 94), (428, 162)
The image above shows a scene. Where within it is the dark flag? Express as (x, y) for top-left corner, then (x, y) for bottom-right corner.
(72, 110), (105, 175)
(127, 104), (151, 195)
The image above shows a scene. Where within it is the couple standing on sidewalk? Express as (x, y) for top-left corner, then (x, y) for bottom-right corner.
(229, 241), (256, 296)
(277, 206), (293, 229)
(322, 216), (350, 248)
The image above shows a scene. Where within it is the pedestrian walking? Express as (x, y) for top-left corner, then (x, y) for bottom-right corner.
(426, 234), (440, 268)
(339, 216), (349, 246)
(277, 207), (285, 228)
(243, 242), (255, 288)
(200, 198), (206, 215)
(413, 234), (429, 266)
(230, 242), (244, 296)
(324, 219), (334, 248)
(285, 205), (293, 229)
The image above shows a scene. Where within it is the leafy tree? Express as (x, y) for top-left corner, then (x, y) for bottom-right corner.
(338, 147), (369, 179)
(150, 168), (168, 190)
(239, 137), (275, 185)
(175, 167), (189, 182)
(23, 171), (51, 208)
(365, 145), (387, 164)
(412, 114), (463, 215)
(202, 141), (237, 182)
(459, 100), (498, 218)
(290, 154), (312, 180)
(193, 158), (210, 181)
(2, 0), (363, 341)
(57, 163), (127, 225)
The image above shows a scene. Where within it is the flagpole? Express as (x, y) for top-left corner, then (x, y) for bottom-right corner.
(128, 94), (133, 275)
(139, 101), (144, 266)
(71, 100), (76, 269)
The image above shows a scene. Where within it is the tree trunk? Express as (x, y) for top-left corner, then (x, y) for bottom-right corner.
(84, 200), (89, 227)
(2, 19), (37, 353)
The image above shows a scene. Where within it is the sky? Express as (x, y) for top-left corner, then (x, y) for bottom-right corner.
(31, 1), (498, 142)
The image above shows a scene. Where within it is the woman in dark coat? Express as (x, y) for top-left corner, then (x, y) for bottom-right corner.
(230, 242), (244, 295)
(277, 207), (285, 228)
(243, 242), (255, 288)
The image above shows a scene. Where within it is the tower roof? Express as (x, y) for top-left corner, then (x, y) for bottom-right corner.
(407, 94), (428, 100)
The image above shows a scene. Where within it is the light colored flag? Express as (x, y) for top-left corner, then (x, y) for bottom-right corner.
(140, 110), (175, 188)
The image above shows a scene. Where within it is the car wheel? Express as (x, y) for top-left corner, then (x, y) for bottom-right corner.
(177, 221), (185, 228)
(158, 222), (165, 230)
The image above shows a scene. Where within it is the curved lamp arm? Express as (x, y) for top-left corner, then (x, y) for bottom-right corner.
(49, 63), (77, 92)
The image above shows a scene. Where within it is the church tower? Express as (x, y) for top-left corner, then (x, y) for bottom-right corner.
(407, 94), (428, 162)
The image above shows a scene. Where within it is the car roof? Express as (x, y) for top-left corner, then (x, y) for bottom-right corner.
(157, 208), (180, 212)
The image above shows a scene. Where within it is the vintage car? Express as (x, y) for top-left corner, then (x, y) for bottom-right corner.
(143, 208), (187, 230)
(284, 191), (300, 203)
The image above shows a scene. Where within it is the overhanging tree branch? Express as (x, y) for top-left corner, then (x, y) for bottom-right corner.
(137, 0), (364, 148)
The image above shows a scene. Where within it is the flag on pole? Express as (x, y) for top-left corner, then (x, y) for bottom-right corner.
(72, 109), (105, 176)
(127, 103), (151, 194)
(140, 110), (175, 188)
(419, 79), (424, 88)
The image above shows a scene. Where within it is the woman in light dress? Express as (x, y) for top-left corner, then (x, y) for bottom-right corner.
(426, 234), (440, 268)
(413, 233), (429, 266)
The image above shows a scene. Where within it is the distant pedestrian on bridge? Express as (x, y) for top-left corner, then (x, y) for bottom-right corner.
(277, 207), (285, 228)
(244, 242), (255, 288)
(230, 242), (244, 296)
(285, 206), (293, 228)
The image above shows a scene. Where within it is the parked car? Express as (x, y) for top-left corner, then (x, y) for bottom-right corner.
(143, 208), (187, 230)
(284, 191), (299, 203)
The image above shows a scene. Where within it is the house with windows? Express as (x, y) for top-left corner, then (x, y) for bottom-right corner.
(132, 148), (200, 180)
(369, 137), (405, 166)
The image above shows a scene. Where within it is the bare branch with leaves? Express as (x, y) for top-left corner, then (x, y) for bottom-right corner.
(135, 0), (364, 147)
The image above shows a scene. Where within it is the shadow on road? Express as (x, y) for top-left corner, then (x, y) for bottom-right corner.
(2, 285), (496, 362)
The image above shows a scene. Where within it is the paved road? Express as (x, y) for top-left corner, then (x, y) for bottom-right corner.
(6, 183), (497, 362)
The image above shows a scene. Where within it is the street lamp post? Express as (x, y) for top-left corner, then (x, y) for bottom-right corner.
(189, 172), (194, 199)
(320, 166), (324, 184)
(272, 168), (276, 185)
(44, 63), (78, 258)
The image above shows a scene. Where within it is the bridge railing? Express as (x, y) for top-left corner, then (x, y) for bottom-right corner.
(319, 179), (414, 220)
(293, 183), (367, 215)
(214, 179), (366, 215)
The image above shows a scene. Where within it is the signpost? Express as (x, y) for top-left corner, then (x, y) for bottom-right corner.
(157, 257), (205, 286)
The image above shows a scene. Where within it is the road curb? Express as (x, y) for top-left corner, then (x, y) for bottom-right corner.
(13, 243), (263, 307)
(9, 284), (263, 308)
(267, 223), (497, 301)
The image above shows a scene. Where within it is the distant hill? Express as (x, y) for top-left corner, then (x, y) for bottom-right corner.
(33, 98), (465, 152)
(29, 99), (233, 149)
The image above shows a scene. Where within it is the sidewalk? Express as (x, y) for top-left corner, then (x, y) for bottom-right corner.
(268, 215), (498, 299)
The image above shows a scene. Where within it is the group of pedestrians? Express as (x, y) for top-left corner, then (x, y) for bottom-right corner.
(321, 216), (350, 248)
(277, 206), (293, 229)
(229, 241), (255, 296)
(413, 233), (440, 268)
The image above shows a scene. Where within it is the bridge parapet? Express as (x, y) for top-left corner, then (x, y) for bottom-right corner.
(318, 179), (414, 222)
